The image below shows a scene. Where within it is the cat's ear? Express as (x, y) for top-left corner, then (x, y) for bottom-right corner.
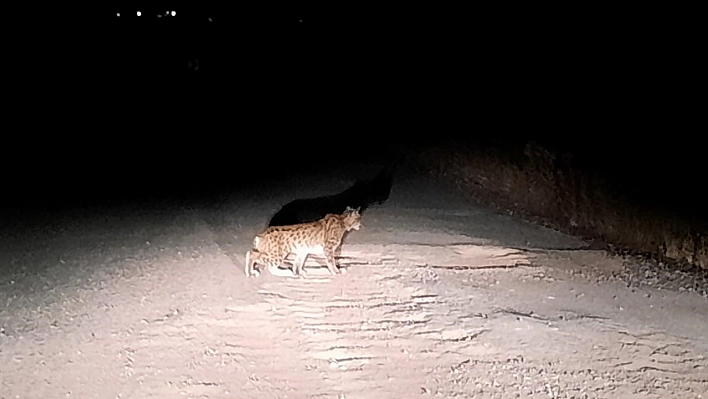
(345, 206), (361, 215)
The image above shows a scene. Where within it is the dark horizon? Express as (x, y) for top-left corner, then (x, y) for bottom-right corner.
(5, 4), (702, 220)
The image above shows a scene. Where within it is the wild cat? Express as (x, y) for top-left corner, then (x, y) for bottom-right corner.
(245, 207), (362, 277)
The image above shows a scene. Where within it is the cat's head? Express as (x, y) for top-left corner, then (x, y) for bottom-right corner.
(343, 206), (362, 230)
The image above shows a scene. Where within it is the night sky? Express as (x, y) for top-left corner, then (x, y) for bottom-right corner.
(4, 4), (701, 219)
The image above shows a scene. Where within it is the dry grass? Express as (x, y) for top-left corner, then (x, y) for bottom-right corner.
(400, 141), (708, 271)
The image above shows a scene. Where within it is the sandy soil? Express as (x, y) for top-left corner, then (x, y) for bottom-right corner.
(1, 164), (707, 399)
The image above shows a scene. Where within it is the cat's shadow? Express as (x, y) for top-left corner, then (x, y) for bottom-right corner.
(268, 161), (398, 227)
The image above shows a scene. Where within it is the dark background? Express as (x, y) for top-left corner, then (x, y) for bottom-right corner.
(3, 3), (702, 217)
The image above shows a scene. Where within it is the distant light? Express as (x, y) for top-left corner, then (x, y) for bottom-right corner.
(171, 11), (176, 17)
(137, 11), (141, 16)
(299, 19), (303, 22)
(117, 13), (120, 17)
(208, 17), (212, 22)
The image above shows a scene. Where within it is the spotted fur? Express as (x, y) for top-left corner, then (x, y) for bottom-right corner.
(245, 207), (362, 277)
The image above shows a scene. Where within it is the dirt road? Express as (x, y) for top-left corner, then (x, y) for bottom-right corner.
(1, 163), (707, 398)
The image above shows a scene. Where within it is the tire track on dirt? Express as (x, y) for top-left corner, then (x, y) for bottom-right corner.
(255, 263), (440, 398)
(243, 251), (500, 398)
